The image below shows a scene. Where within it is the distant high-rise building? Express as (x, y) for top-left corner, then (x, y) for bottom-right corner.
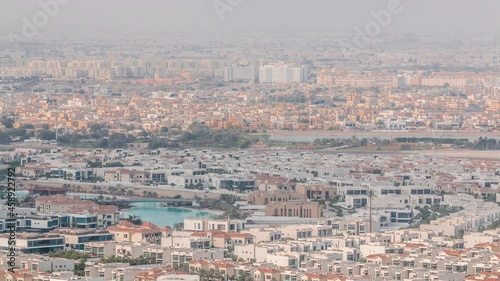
(259, 64), (307, 83)
(153, 68), (160, 80)
(393, 76), (406, 87)
(224, 65), (256, 82)
(116, 66), (130, 78)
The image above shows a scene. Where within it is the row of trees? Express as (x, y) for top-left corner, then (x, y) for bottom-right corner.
(414, 205), (462, 225)
(148, 139), (181, 149)
(312, 136), (383, 147)
(0, 120), (250, 149)
(143, 190), (160, 198)
(58, 132), (137, 148)
(180, 124), (243, 148)
(0, 123), (39, 144)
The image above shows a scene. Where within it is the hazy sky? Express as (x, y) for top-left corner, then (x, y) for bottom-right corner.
(1, 0), (499, 39)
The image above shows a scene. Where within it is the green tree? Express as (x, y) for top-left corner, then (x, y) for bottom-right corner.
(39, 130), (56, 140)
(173, 222), (184, 231)
(1, 118), (14, 129)
(126, 215), (142, 225)
(0, 132), (10, 144)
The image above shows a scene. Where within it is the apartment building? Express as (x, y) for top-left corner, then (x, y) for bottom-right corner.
(265, 202), (322, 218)
(224, 65), (256, 82)
(259, 64), (307, 83)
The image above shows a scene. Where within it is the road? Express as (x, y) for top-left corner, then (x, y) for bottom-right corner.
(252, 130), (500, 142)
(20, 178), (247, 200)
(417, 149), (500, 160)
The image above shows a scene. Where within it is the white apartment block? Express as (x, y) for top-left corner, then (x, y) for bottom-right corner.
(259, 64), (307, 83)
(224, 65), (256, 82)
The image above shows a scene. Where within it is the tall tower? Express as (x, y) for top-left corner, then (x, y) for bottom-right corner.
(308, 100), (312, 129)
(107, 60), (112, 81)
(154, 67), (160, 80)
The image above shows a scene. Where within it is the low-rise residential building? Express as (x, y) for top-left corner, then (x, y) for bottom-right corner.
(107, 221), (165, 244)
(265, 202), (322, 218)
(0, 233), (65, 254)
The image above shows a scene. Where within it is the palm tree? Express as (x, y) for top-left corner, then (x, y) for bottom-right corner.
(173, 222), (184, 231)
(199, 269), (208, 281)
(368, 188), (375, 233)
(238, 272), (252, 281)
(207, 269), (216, 281)
(214, 271), (224, 281)
(178, 263), (189, 273)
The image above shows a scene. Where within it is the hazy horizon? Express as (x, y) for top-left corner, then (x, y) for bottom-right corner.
(1, 0), (499, 40)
